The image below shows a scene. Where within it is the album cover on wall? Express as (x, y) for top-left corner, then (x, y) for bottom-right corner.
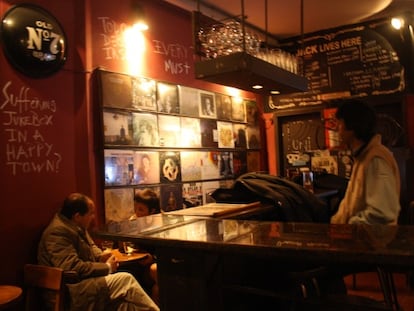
(133, 151), (160, 184)
(160, 183), (183, 212)
(245, 100), (259, 125)
(132, 112), (159, 146)
(178, 85), (199, 117)
(246, 125), (261, 149)
(233, 151), (248, 177)
(158, 115), (181, 147)
(157, 82), (179, 114)
(100, 71), (133, 109)
(131, 76), (157, 111)
(182, 182), (203, 208)
(104, 187), (134, 223)
(180, 151), (202, 181)
(180, 117), (201, 148)
(103, 110), (133, 145)
(199, 91), (217, 118)
(218, 151), (233, 178)
(231, 97), (246, 122)
(104, 149), (134, 185)
(159, 151), (181, 183)
(215, 93), (232, 120)
(201, 151), (220, 180)
(247, 151), (261, 172)
(217, 121), (235, 148)
(233, 123), (247, 148)
(200, 119), (218, 148)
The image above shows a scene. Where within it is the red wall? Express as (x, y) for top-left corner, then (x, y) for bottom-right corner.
(0, 0), (264, 295)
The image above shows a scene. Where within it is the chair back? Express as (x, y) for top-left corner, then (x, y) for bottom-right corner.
(24, 264), (65, 311)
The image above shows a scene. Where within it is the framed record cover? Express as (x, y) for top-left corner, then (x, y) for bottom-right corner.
(158, 115), (181, 147)
(132, 112), (159, 146)
(180, 151), (202, 182)
(182, 182), (203, 208)
(104, 149), (134, 186)
(100, 71), (133, 109)
(103, 110), (133, 145)
(159, 151), (181, 183)
(160, 183), (183, 212)
(131, 76), (156, 111)
(178, 85), (199, 117)
(133, 151), (160, 184)
(181, 117), (201, 148)
(157, 82), (179, 114)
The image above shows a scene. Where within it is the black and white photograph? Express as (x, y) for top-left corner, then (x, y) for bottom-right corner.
(180, 117), (201, 148)
(199, 91), (216, 118)
(132, 112), (159, 146)
(231, 97), (246, 122)
(215, 93), (232, 120)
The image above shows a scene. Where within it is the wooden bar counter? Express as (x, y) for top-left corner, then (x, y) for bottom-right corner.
(93, 214), (414, 310)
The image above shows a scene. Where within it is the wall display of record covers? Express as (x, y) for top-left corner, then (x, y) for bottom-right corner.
(157, 82), (179, 114)
(217, 121), (235, 148)
(231, 97), (246, 122)
(178, 85), (199, 117)
(246, 125), (261, 149)
(104, 187), (134, 223)
(103, 110), (133, 145)
(200, 119), (218, 148)
(104, 149), (134, 185)
(132, 112), (159, 146)
(158, 115), (181, 147)
(182, 182), (203, 208)
(180, 151), (202, 181)
(131, 76), (157, 111)
(199, 91), (217, 118)
(159, 151), (181, 183)
(97, 69), (263, 226)
(133, 151), (160, 184)
(100, 71), (133, 109)
(215, 93), (232, 120)
(160, 183), (183, 212)
(233, 123), (247, 148)
(181, 117), (201, 148)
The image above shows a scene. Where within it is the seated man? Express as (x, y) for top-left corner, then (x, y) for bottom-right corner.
(38, 192), (159, 311)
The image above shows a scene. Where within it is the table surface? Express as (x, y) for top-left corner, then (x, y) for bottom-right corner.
(93, 214), (414, 268)
(0, 285), (22, 308)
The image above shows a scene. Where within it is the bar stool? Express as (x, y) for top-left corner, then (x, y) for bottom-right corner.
(0, 285), (23, 310)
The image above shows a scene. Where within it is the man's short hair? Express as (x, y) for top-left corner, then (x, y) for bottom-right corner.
(335, 99), (377, 143)
(60, 193), (92, 219)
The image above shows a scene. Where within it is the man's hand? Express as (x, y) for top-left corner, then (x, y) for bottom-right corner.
(105, 255), (119, 273)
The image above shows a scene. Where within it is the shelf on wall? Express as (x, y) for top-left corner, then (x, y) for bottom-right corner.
(195, 52), (308, 95)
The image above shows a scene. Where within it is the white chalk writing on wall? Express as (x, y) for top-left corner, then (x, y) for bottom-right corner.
(98, 17), (128, 60)
(1, 81), (62, 176)
(152, 39), (191, 75)
(97, 16), (192, 76)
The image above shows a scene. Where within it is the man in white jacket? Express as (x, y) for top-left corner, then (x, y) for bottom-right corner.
(330, 99), (400, 225)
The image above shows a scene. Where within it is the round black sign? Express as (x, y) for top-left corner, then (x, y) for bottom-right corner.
(0, 4), (67, 78)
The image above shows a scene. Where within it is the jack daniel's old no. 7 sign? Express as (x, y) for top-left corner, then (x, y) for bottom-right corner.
(0, 4), (67, 78)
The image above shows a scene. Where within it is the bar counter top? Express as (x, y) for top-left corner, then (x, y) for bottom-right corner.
(93, 214), (414, 269)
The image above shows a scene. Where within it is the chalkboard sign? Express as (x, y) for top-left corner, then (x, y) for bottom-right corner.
(266, 17), (409, 112)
